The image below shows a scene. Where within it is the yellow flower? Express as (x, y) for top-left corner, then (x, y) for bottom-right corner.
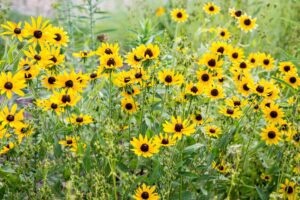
(24, 16), (50, 46)
(204, 125), (222, 138)
(210, 41), (229, 55)
(260, 173), (272, 182)
(1, 21), (28, 41)
(0, 142), (15, 155)
(49, 26), (69, 47)
(283, 72), (300, 89)
(262, 104), (284, 124)
(51, 89), (81, 107)
(247, 52), (260, 67)
(219, 106), (242, 119)
(170, 9), (189, 23)
(163, 116), (195, 139)
(130, 68), (150, 84)
(158, 69), (184, 86)
(136, 44), (160, 60)
(121, 97), (138, 114)
(43, 98), (64, 115)
(185, 82), (203, 96)
(205, 84), (225, 100)
(251, 79), (273, 97)
(42, 45), (65, 68)
(133, 184), (160, 200)
(68, 114), (93, 126)
(57, 70), (85, 92)
(229, 8), (243, 19)
(156, 7), (166, 17)
(126, 48), (144, 68)
(42, 75), (58, 90)
(23, 45), (52, 67)
(212, 160), (229, 174)
(18, 58), (40, 80)
(198, 53), (223, 70)
(225, 96), (247, 109)
(196, 70), (213, 86)
(153, 133), (177, 147)
(100, 54), (123, 70)
(258, 53), (275, 70)
(14, 123), (33, 143)
(227, 46), (244, 63)
(203, 2), (220, 15)
(238, 15), (257, 32)
(59, 136), (82, 152)
(0, 104), (24, 128)
(73, 50), (94, 59)
(279, 61), (297, 74)
(130, 135), (159, 157)
(0, 71), (26, 99)
(96, 43), (119, 56)
(113, 71), (134, 87)
(278, 179), (299, 200)
(261, 124), (282, 145)
(236, 77), (254, 96)
(217, 28), (231, 40)
(121, 86), (141, 97)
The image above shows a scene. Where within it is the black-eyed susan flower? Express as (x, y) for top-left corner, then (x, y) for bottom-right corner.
(43, 99), (64, 115)
(279, 61), (297, 74)
(51, 89), (81, 107)
(96, 43), (119, 56)
(205, 84), (225, 100)
(100, 54), (123, 70)
(286, 129), (300, 146)
(204, 125), (222, 138)
(262, 104), (284, 124)
(133, 184), (159, 200)
(42, 75), (58, 90)
(89, 70), (101, 81)
(203, 2), (220, 15)
(198, 53), (223, 70)
(23, 45), (51, 67)
(259, 53), (275, 70)
(155, 7), (166, 17)
(15, 123), (33, 143)
(49, 26), (69, 47)
(217, 28), (231, 40)
(260, 173), (272, 182)
(219, 106), (242, 119)
(130, 135), (159, 157)
(231, 60), (252, 72)
(225, 96), (247, 109)
(0, 125), (10, 139)
(170, 8), (189, 23)
(131, 68), (150, 84)
(153, 133), (177, 147)
(121, 86), (141, 97)
(238, 15), (257, 32)
(0, 142), (14, 155)
(57, 70), (85, 92)
(59, 136), (79, 152)
(278, 179), (299, 200)
(18, 57), (40, 80)
(261, 124), (281, 145)
(196, 70), (213, 86)
(251, 79), (272, 97)
(283, 72), (300, 89)
(1, 21), (28, 41)
(0, 104), (24, 128)
(113, 71), (134, 87)
(210, 41), (229, 55)
(158, 69), (184, 86)
(191, 112), (204, 125)
(121, 97), (138, 114)
(212, 160), (229, 174)
(227, 46), (244, 63)
(68, 114), (93, 126)
(73, 50), (94, 59)
(236, 77), (254, 96)
(185, 82), (203, 96)
(163, 116), (195, 139)
(42, 45), (65, 68)
(24, 16), (50, 46)
(229, 8), (243, 19)
(137, 44), (160, 60)
(126, 48), (144, 68)
(0, 71), (26, 99)
(247, 53), (259, 67)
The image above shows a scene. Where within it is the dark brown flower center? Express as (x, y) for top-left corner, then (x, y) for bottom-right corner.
(209, 128), (216, 133)
(6, 114), (14, 122)
(67, 139), (73, 144)
(250, 58), (255, 63)
(90, 73), (97, 79)
(34, 55), (41, 61)
(135, 72), (142, 79)
(232, 52), (238, 59)
(175, 123), (183, 132)
(140, 144), (149, 152)
(107, 58), (116, 66)
(211, 89), (219, 96)
(244, 19), (251, 25)
(62, 95), (71, 103)
(141, 191), (149, 199)
(217, 47), (224, 54)
(25, 73), (32, 79)
(124, 77), (131, 83)
(134, 55), (142, 62)
(270, 111), (278, 118)
(283, 66), (290, 72)
(105, 48), (113, 54)
(226, 109), (234, 115)
(144, 49), (153, 58)
(195, 114), (202, 121)
(4, 82), (13, 90)
(234, 101), (241, 106)
(165, 75), (173, 83)
(218, 165), (224, 171)
(48, 76), (56, 84)
(50, 56), (57, 63)
(286, 186), (294, 194)
(220, 31), (225, 36)
(243, 84), (250, 91)
(54, 33), (62, 41)
(34, 30), (43, 39)
(125, 103), (133, 110)
(268, 131), (276, 139)
(162, 138), (169, 144)
(76, 117), (83, 123)
(289, 77), (296, 84)
(191, 86), (198, 93)
(201, 74), (209, 81)
(240, 62), (247, 69)
(209, 6), (215, 11)
(208, 59), (216, 67)
(256, 85), (264, 93)
(176, 12), (183, 18)
(293, 134), (300, 142)
(235, 10), (242, 17)
(14, 27), (22, 34)
(263, 59), (270, 65)
(51, 103), (58, 109)
(65, 80), (73, 88)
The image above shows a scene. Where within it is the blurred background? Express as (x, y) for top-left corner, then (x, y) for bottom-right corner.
(0, 0), (300, 61)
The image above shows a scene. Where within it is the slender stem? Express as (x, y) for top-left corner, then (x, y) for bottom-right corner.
(109, 71), (113, 119)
